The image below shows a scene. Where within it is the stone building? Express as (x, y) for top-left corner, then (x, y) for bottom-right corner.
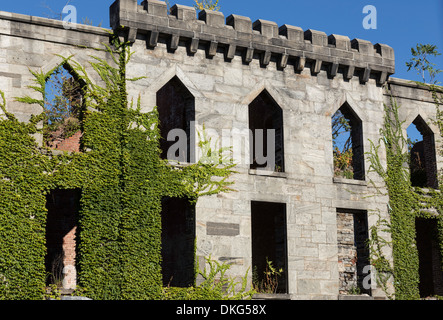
(0, 0), (441, 299)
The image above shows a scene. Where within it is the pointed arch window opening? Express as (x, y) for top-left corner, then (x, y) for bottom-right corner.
(156, 76), (196, 163)
(407, 116), (438, 189)
(248, 90), (285, 172)
(44, 64), (85, 152)
(332, 102), (365, 180)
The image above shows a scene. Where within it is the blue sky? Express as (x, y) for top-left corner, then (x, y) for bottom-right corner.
(2, 0), (440, 141)
(1, 0), (442, 84)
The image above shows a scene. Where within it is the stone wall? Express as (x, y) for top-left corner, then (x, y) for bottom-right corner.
(0, 0), (441, 299)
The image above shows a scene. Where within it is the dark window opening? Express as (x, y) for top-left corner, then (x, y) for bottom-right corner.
(416, 218), (443, 298)
(161, 197), (196, 287)
(408, 116), (438, 189)
(156, 76), (195, 163)
(44, 65), (85, 152)
(248, 90), (284, 172)
(45, 189), (81, 289)
(332, 103), (364, 180)
(337, 209), (370, 295)
(251, 201), (288, 293)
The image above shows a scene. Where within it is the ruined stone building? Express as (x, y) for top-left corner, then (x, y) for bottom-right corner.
(0, 0), (442, 299)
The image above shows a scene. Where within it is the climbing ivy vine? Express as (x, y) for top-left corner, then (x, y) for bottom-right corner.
(0, 34), (236, 300)
(0, 92), (50, 300)
(367, 89), (443, 300)
(366, 44), (443, 300)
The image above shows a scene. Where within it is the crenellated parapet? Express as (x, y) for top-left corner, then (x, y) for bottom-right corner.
(110, 0), (395, 84)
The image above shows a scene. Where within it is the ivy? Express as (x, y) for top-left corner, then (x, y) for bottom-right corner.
(367, 91), (443, 300)
(0, 33), (236, 300)
(0, 92), (50, 299)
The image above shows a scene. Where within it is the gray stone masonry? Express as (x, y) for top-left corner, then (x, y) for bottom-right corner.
(0, 0), (441, 300)
(110, 0), (395, 85)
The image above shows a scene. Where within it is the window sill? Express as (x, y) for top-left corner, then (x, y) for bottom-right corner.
(249, 169), (287, 178)
(252, 293), (291, 300)
(333, 176), (367, 186)
(165, 160), (193, 167)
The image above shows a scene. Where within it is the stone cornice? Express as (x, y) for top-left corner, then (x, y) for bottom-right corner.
(0, 10), (110, 49)
(110, 0), (395, 84)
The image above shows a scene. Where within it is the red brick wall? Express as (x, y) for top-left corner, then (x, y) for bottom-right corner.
(52, 131), (82, 153)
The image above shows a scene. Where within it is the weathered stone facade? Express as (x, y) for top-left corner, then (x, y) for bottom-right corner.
(0, 0), (441, 299)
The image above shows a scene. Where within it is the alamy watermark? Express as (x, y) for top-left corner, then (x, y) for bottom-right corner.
(62, 5), (77, 30)
(362, 265), (377, 290)
(62, 4), (378, 32)
(166, 121), (277, 170)
(363, 5), (377, 30)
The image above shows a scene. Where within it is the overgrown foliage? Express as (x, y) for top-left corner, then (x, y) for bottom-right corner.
(0, 34), (236, 300)
(332, 110), (354, 179)
(406, 44), (442, 85)
(252, 258), (283, 294)
(163, 257), (254, 300)
(0, 92), (49, 300)
(42, 66), (83, 147)
(366, 93), (443, 300)
(165, 0), (220, 12)
(367, 97), (421, 300)
(193, 0), (220, 11)
(364, 44), (443, 300)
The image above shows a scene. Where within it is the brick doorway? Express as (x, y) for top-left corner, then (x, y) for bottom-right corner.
(336, 209), (370, 295)
(45, 189), (81, 290)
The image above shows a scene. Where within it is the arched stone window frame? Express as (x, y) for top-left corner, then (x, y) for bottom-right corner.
(331, 100), (365, 181)
(244, 86), (285, 173)
(406, 114), (439, 189)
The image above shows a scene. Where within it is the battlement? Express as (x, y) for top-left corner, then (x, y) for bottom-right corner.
(110, 0), (395, 84)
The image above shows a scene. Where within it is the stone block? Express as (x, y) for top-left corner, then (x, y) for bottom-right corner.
(207, 222), (240, 236)
(329, 62), (339, 78)
(226, 14), (252, 33)
(119, 0), (138, 12)
(189, 37), (199, 54)
(351, 38), (374, 56)
(374, 43), (395, 60)
(252, 293), (291, 300)
(328, 34), (350, 51)
(199, 9), (225, 27)
(297, 279), (320, 294)
(61, 296), (92, 300)
(143, 0), (168, 17)
(304, 29), (327, 46)
(170, 4), (196, 21)
(0, 71), (21, 88)
(253, 19), (278, 38)
(110, 0), (137, 27)
(225, 43), (236, 60)
(218, 257), (244, 265)
(207, 40), (218, 57)
(310, 59), (322, 75)
(243, 47), (254, 64)
(279, 24), (303, 42)
(338, 294), (374, 300)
